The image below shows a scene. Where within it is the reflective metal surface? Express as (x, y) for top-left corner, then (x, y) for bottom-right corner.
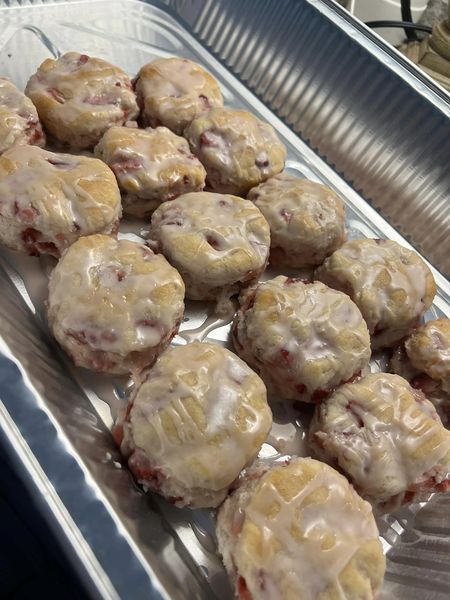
(0, 1), (449, 599)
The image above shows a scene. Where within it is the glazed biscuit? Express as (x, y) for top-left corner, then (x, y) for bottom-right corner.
(94, 125), (206, 217)
(150, 192), (270, 303)
(309, 373), (450, 512)
(217, 457), (385, 600)
(134, 56), (223, 135)
(0, 77), (45, 153)
(184, 107), (286, 196)
(232, 276), (371, 403)
(47, 235), (185, 374)
(248, 174), (346, 268)
(316, 239), (436, 348)
(26, 52), (138, 149)
(113, 342), (272, 508)
(0, 145), (121, 257)
(391, 319), (450, 426)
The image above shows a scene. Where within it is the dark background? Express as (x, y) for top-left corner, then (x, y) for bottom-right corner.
(0, 449), (88, 599)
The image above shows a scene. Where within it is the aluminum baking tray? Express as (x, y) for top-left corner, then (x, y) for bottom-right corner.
(0, 1), (450, 599)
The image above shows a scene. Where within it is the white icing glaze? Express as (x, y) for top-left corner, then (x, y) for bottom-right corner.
(310, 373), (450, 507)
(94, 125), (206, 216)
(247, 173), (346, 268)
(135, 56), (223, 135)
(0, 77), (45, 153)
(47, 234), (185, 373)
(25, 52), (139, 148)
(150, 192), (270, 301)
(120, 342), (272, 507)
(233, 276), (371, 402)
(316, 239), (436, 348)
(184, 107), (286, 196)
(405, 319), (450, 392)
(0, 145), (121, 256)
(217, 458), (384, 600)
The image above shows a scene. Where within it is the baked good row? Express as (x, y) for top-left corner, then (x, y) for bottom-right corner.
(0, 140), (437, 353)
(1, 53), (286, 198)
(42, 228), (443, 391)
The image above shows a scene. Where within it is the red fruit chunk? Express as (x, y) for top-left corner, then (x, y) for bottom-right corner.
(343, 371), (361, 385)
(284, 277), (310, 285)
(84, 93), (118, 106)
(112, 423), (124, 447)
(295, 383), (306, 394)
(312, 389), (329, 402)
(90, 350), (117, 372)
(48, 88), (65, 103)
(404, 476), (450, 503)
(411, 373), (439, 395)
(47, 157), (73, 169)
(167, 495), (183, 504)
(199, 131), (219, 147)
(206, 234), (220, 250)
(128, 452), (166, 490)
(110, 157), (142, 174)
(198, 94), (211, 110)
(347, 401), (364, 427)
(21, 228), (59, 257)
(280, 348), (291, 364)
(373, 322), (385, 336)
(244, 292), (256, 311)
(14, 201), (38, 223)
(101, 330), (118, 343)
(78, 54), (89, 66)
(26, 124), (44, 146)
(280, 208), (292, 224)
(237, 577), (253, 600)
(137, 319), (157, 328)
(66, 329), (88, 345)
